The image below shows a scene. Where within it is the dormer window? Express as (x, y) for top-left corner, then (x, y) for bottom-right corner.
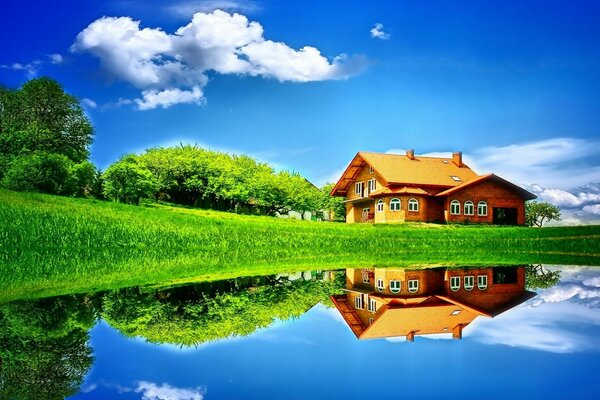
(451, 176), (462, 182)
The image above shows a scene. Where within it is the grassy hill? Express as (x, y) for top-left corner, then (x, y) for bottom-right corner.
(1, 189), (599, 302)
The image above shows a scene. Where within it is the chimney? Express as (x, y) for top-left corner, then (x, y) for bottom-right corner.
(406, 331), (415, 342)
(452, 324), (463, 340)
(452, 151), (463, 167)
(406, 149), (415, 160)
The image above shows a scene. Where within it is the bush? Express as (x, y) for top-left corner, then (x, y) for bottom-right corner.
(102, 154), (159, 204)
(2, 152), (74, 195)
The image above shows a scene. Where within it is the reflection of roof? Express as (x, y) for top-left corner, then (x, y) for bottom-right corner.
(435, 173), (537, 200)
(331, 152), (478, 195)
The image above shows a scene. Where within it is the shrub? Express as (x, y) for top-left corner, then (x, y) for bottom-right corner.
(2, 152), (74, 195)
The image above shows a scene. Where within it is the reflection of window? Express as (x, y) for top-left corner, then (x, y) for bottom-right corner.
(376, 278), (384, 292)
(464, 276), (474, 291)
(362, 272), (370, 284)
(390, 280), (401, 293)
(464, 201), (474, 215)
(450, 276), (460, 291)
(493, 267), (518, 284)
(408, 279), (419, 293)
(390, 198), (401, 211)
(355, 294), (364, 309)
(377, 199), (384, 212)
(450, 200), (460, 215)
(368, 298), (377, 312)
(478, 201), (488, 216)
(408, 198), (419, 212)
(478, 275), (488, 290)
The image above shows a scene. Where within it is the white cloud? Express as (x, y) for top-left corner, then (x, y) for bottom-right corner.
(1, 60), (42, 78)
(583, 204), (600, 215)
(49, 53), (63, 64)
(81, 98), (98, 109)
(370, 23), (391, 40)
(72, 10), (367, 110)
(136, 381), (205, 400)
(136, 86), (205, 110)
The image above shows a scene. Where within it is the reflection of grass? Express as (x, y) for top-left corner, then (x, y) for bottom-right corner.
(1, 189), (599, 302)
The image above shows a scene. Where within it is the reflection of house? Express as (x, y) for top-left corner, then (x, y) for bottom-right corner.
(330, 266), (535, 340)
(330, 151), (536, 225)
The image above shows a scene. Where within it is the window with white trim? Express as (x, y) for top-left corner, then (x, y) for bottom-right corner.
(377, 199), (384, 212)
(376, 278), (384, 292)
(368, 298), (377, 313)
(478, 201), (488, 216)
(390, 280), (401, 293)
(464, 201), (474, 215)
(478, 275), (488, 290)
(362, 272), (370, 284)
(450, 310), (461, 316)
(464, 276), (474, 291)
(450, 200), (460, 215)
(369, 166), (374, 174)
(451, 176), (462, 181)
(355, 294), (364, 309)
(367, 178), (377, 194)
(408, 198), (419, 212)
(390, 198), (400, 211)
(408, 279), (419, 293)
(355, 182), (363, 197)
(450, 276), (460, 291)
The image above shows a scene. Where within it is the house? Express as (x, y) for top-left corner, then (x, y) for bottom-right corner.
(329, 150), (536, 225)
(330, 266), (535, 341)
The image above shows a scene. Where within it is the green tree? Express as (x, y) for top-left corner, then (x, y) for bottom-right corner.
(2, 151), (74, 194)
(102, 154), (159, 204)
(526, 201), (561, 227)
(525, 264), (561, 290)
(320, 182), (346, 221)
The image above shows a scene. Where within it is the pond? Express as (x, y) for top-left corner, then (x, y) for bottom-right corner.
(1, 265), (599, 399)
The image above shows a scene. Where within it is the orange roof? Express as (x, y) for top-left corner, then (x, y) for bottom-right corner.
(369, 186), (432, 197)
(331, 152), (478, 196)
(435, 173), (537, 200)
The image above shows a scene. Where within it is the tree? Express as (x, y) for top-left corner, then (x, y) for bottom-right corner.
(102, 154), (159, 204)
(525, 264), (561, 290)
(2, 151), (74, 194)
(526, 201), (561, 227)
(320, 183), (346, 221)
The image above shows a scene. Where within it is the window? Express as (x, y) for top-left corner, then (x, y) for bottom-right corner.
(464, 276), (474, 291)
(369, 317), (375, 325)
(464, 201), (474, 215)
(355, 182), (363, 197)
(369, 166), (374, 174)
(451, 176), (462, 181)
(450, 276), (460, 291)
(450, 200), (460, 215)
(368, 298), (377, 313)
(377, 199), (384, 212)
(408, 279), (419, 293)
(362, 272), (370, 284)
(367, 178), (377, 193)
(390, 280), (401, 293)
(390, 198), (401, 211)
(478, 275), (488, 290)
(376, 278), (384, 292)
(355, 294), (364, 309)
(408, 198), (419, 212)
(450, 310), (461, 316)
(478, 201), (488, 216)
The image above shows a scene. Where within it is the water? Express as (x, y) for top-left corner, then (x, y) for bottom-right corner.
(1, 265), (599, 399)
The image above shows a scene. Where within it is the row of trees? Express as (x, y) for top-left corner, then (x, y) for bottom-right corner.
(0, 77), (345, 219)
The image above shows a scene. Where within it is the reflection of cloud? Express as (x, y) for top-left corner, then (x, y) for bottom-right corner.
(136, 381), (205, 400)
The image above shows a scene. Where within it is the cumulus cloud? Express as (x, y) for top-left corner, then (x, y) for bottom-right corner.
(370, 23), (390, 40)
(72, 10), (367, 110)
(136, 381), (205, 400)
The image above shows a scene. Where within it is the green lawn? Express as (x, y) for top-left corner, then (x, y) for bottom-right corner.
(1, 189), (599, 302)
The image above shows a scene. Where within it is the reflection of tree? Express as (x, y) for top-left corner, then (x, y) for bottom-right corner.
(0, 295), (96, 400)
(102, 273), (343, 346)
(525, 264), (561, 290)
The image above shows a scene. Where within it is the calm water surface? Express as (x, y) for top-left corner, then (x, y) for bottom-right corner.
(1, 265), (599, 399)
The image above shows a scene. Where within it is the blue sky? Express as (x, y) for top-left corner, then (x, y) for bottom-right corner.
(70, 266), (600, 400)
(2, 0), (600, 222)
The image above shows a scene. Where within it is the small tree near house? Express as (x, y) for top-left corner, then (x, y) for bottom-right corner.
(525, 201), (561, 227)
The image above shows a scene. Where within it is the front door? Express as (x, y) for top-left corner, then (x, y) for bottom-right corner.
(493, 207), (517, 225)
(362, 207), (370, 222)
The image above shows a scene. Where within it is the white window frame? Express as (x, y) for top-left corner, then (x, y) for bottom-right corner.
(368, 298), (377, 313)
(451, 176), (462, 181)
(355, 294), (364, 309)
(464, 276), (475, 291)
(408, 279), (419, 293)
(478, 201), (488, 216)
(450, 310), (461, 316)
(390, 198), (401, 211)
(376, 278), (384, 292)
(464, 201), (474, 216)
(355, 182), (363, 198)
(408, 198), (419, 212)
(362, 273), (370, 284)
(450, 200), (460, 215)
(450, 276), (460, 292)
(367, 178), (377, 194)
(390, 280), (401, 293)
(478, 275), (488, 290)
(376, 199), (384, 212)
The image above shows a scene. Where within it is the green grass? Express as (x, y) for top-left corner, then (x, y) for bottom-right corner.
(1, 189), (599, 302)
